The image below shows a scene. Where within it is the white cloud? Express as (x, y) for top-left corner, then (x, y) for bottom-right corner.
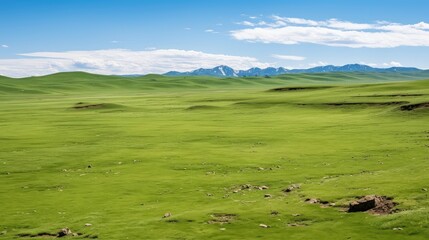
(308, 61), (328, 67)
(271, 54), (306, 61)
(205, 29), (219, 34)
(231, 16), (429, 48)
(0, 49), (270, 77)
(111, 40), (118, 44)
(184, 27), (191, 30)
(1, 44), (8, 48)
(383, 61), (402, 67)
(236, 21), (256, 27)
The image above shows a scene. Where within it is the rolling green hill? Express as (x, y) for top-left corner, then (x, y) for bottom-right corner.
(0, 72), (429, 239)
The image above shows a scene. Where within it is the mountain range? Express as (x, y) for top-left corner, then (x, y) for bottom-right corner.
(164, 64), (421, 77)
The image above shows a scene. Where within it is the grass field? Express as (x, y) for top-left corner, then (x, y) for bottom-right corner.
(1, 72), (429, 239)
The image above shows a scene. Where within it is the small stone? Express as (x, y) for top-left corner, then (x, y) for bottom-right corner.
(258, 185), (269, 190)
(422, 188), (428, 192)
(219, 228), (226, 231)
(283, 184), (301, 193)
(84, 223), (92, 227)
(393, 227), (403, 231)
(163, 212), (172, 218)
(259, 223), (270, 228)
(264, 194), (272, 198)
(57, 227), (72, 237)
(305, 198), (320, 204)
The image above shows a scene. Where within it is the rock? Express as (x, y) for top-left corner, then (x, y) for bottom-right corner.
(305, 198), (320, 204)
(422, 188), (428, 192)
(57, 228), (72, 237)
(270, 211), (279, 215)
(84, 223), (92, 227)
(163, 212), (172, 218)
(219, 228), (226, 231)
(393, 227), (403, 231)
(257, 185), (269, 190)
(283, 184), (301, 193)
(348, 195), (396, 214)
(264, 194), (272, 198)
(259, 223), (270, 228)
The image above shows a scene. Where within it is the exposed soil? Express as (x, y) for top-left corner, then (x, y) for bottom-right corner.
(231, 184), (269, 193)
(299, 101), (408, 107)
(400, 102), (429, 111)
(17, 232), (57, 238)
(208, 213), (237, 224)
(16, 228), (96, 239)
(186, 105), (220, 110)
(269, 86), (332, 92)
(354, 93), (427, 97)
(73, 103), (104, 109)
(305, 198), (330, 206)
(348, 195), (397, 214)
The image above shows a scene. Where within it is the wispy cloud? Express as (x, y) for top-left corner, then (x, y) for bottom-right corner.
(0, 49), (270, 77)
(205, 29), (219, 34)
(360, 61), (402, 67)
(1, 44), (8, 48)
(383, 61), (402, 67)
(272, 54), (306, 61)
(308, 61), (329, 67)
(231, 16), (429, 48)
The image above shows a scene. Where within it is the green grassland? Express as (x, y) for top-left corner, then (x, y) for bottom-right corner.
(1, 72), (429, 239)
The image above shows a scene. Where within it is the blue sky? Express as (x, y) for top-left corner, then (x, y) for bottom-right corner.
(1, 0), (429, 77)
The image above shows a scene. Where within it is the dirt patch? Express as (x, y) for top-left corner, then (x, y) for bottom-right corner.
(16, 228), (94, 238)
(185, 105), (220, 110)
(354, 93), (427, 98)
(269, 86), (333, 92)
(73, 103), (104, 109)
(231, 184), (269, 193)
(287, 222), (310, 227)
(400, 102), (429, 111)
(305, 198), (331, 207)
(348, 195), (397, 214)
(17, 232), (57, 238)
(299, 101), (408, 107)
(208, 213), (237, 224)
(71, 103), (124, 111)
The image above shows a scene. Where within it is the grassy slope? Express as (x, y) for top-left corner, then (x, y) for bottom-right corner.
(0, 72), (429, 239)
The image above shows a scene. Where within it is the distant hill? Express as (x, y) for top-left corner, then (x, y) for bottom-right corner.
(164, 64), (422, 77)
